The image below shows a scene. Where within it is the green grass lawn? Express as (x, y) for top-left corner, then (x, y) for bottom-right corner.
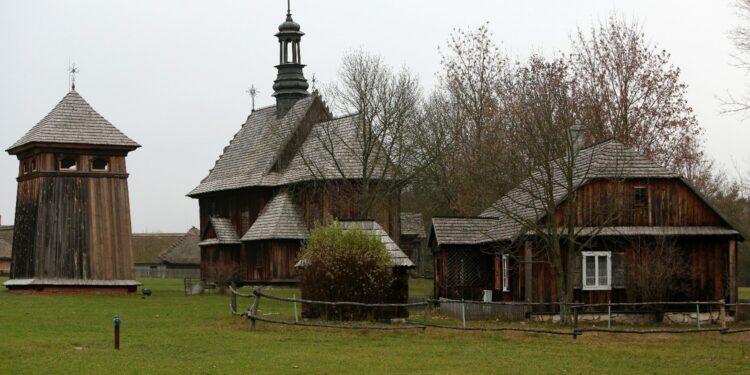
(740, 287), (750, 300)
(1, 278), (749, 374)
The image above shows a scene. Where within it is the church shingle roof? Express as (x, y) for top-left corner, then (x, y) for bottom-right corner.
(294, 220), (415, 268)
(241, 190), (309, 241)
(188, 96), (392, 197)
(7, 90), (139, 153)
(199, 217), (241, 246)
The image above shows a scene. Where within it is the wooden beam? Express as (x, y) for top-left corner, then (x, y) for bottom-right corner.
(729, 239), (737, 304)
(524, 241), (533, 303)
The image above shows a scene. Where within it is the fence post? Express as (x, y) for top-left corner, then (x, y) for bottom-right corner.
(607, 300), (611, 329)
(422, 301), (428, 330)
(696, 302), (701, 330)
(293, 293), (299, 323)
(719, 299), (727, 330)
(249, 288), (261, 330)
(231, 282), (237, 315)
(461, 300), (466, 329)
(572, 305), (579, 340)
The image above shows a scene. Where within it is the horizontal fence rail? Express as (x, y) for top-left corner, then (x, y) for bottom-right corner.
(228, 287), (750, 338)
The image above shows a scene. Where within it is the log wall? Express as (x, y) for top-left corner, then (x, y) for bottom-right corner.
(11, 150), (135, 281)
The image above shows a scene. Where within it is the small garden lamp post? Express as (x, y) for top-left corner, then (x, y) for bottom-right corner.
(113, 314), (121, 350)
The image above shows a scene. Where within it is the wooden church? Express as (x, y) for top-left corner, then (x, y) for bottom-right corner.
(188, 6), (414, 287)
(4, 83), (140, 294)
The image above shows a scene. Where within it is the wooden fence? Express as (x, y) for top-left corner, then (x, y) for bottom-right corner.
(229, 287), (750, 337)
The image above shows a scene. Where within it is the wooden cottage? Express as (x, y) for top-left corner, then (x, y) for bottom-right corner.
(132, 232), (186, 277)
(156, 227), (201, 278)
(431, 139), (744, 308)
(4, 89), (140, 294)
(188, 7), (412, 288)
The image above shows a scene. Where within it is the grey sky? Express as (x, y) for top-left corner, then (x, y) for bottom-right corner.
(0, 0), (746, 232)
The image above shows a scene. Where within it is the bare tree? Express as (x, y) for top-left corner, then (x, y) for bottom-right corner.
(725, 0), (750, 113)
(486, 55), (627, 322)
(571, 16), (705, 179)
(633, 236), (690, 321)
(409, 24), (517, 217)
(298, 49), (430, 219)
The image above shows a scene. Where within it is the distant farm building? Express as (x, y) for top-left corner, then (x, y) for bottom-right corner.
(0, 225), (11, 275)
(188, 8), (413, 291)
(133, 227), (200, 279)
(431, 139), (744, 308)
(4, 89), (140, 294)
(400, 212), (430, 276)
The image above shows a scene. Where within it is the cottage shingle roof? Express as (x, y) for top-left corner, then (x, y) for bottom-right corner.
(241, 191), (309, 241)
(199, 217), (241, 246)
(472, 140), (744, 242)
(479, 140), (682, 240)
(158, 227), (201, 265)
(431, 217), (502, 246)
(570, 226), (740, 237)
(7, 90), (139, 153)
(401, 212), (426, 239)
(294, 220), (415, 268)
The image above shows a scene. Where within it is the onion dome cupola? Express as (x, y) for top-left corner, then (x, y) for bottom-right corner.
(273, 2), (309, 117)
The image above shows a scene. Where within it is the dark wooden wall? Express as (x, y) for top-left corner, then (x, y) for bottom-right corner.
(240, 240), (299, 281)
(555, 178), (726, 227)
(11, 150), (134, 281)
(198, 187), (274, 241)
(295, 182), (401, 240)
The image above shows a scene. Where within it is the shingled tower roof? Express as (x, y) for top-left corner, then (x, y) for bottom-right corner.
(7, 90), (140, 154)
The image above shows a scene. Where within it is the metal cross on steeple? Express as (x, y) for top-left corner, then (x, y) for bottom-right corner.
(68, 63), (79, 91)
(246, 85), (258, 112)
(287, 0), (291, 15)
(311, 74), (317, 92)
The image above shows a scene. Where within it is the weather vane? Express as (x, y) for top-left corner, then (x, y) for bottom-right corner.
(68, 63), (79, 91)
(246, 85), (258, 112)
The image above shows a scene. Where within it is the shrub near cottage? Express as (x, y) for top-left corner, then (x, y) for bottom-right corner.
(298, 222), (393, 320)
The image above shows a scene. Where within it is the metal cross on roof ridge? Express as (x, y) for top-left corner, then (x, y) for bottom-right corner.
(246, 84), (258, 112)
(68, 63), (79, 91)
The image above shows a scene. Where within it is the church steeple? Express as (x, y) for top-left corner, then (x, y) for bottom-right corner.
(273, 1), (309, 117)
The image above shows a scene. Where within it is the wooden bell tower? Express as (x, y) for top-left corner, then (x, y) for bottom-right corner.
(4, 88), (141, 294)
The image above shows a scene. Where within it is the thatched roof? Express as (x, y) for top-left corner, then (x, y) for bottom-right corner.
(158, 227), (200, 265)
(132, 232), (185, 264)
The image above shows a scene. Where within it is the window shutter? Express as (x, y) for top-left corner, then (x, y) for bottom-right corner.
(573, 252), (582, 289)
(612, 252), (626, 288)
(494, 255), (501, 290)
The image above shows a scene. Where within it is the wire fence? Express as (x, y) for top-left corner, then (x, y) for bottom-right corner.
(229, 287), (750, 338)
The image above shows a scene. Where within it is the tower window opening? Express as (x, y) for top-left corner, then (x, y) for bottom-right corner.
(58, 157), (78, 171)
(91, 158), (110, 171)
(22, 161), (29, 175)
(30, 159), (37, 172)
(284, 41), (290, 63)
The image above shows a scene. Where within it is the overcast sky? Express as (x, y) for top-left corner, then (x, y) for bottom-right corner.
(0, 0), (747, 232)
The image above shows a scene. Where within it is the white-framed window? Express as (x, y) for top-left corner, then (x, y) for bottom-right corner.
(501, 254), (510, 292)
(582, 251), (611, 290)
